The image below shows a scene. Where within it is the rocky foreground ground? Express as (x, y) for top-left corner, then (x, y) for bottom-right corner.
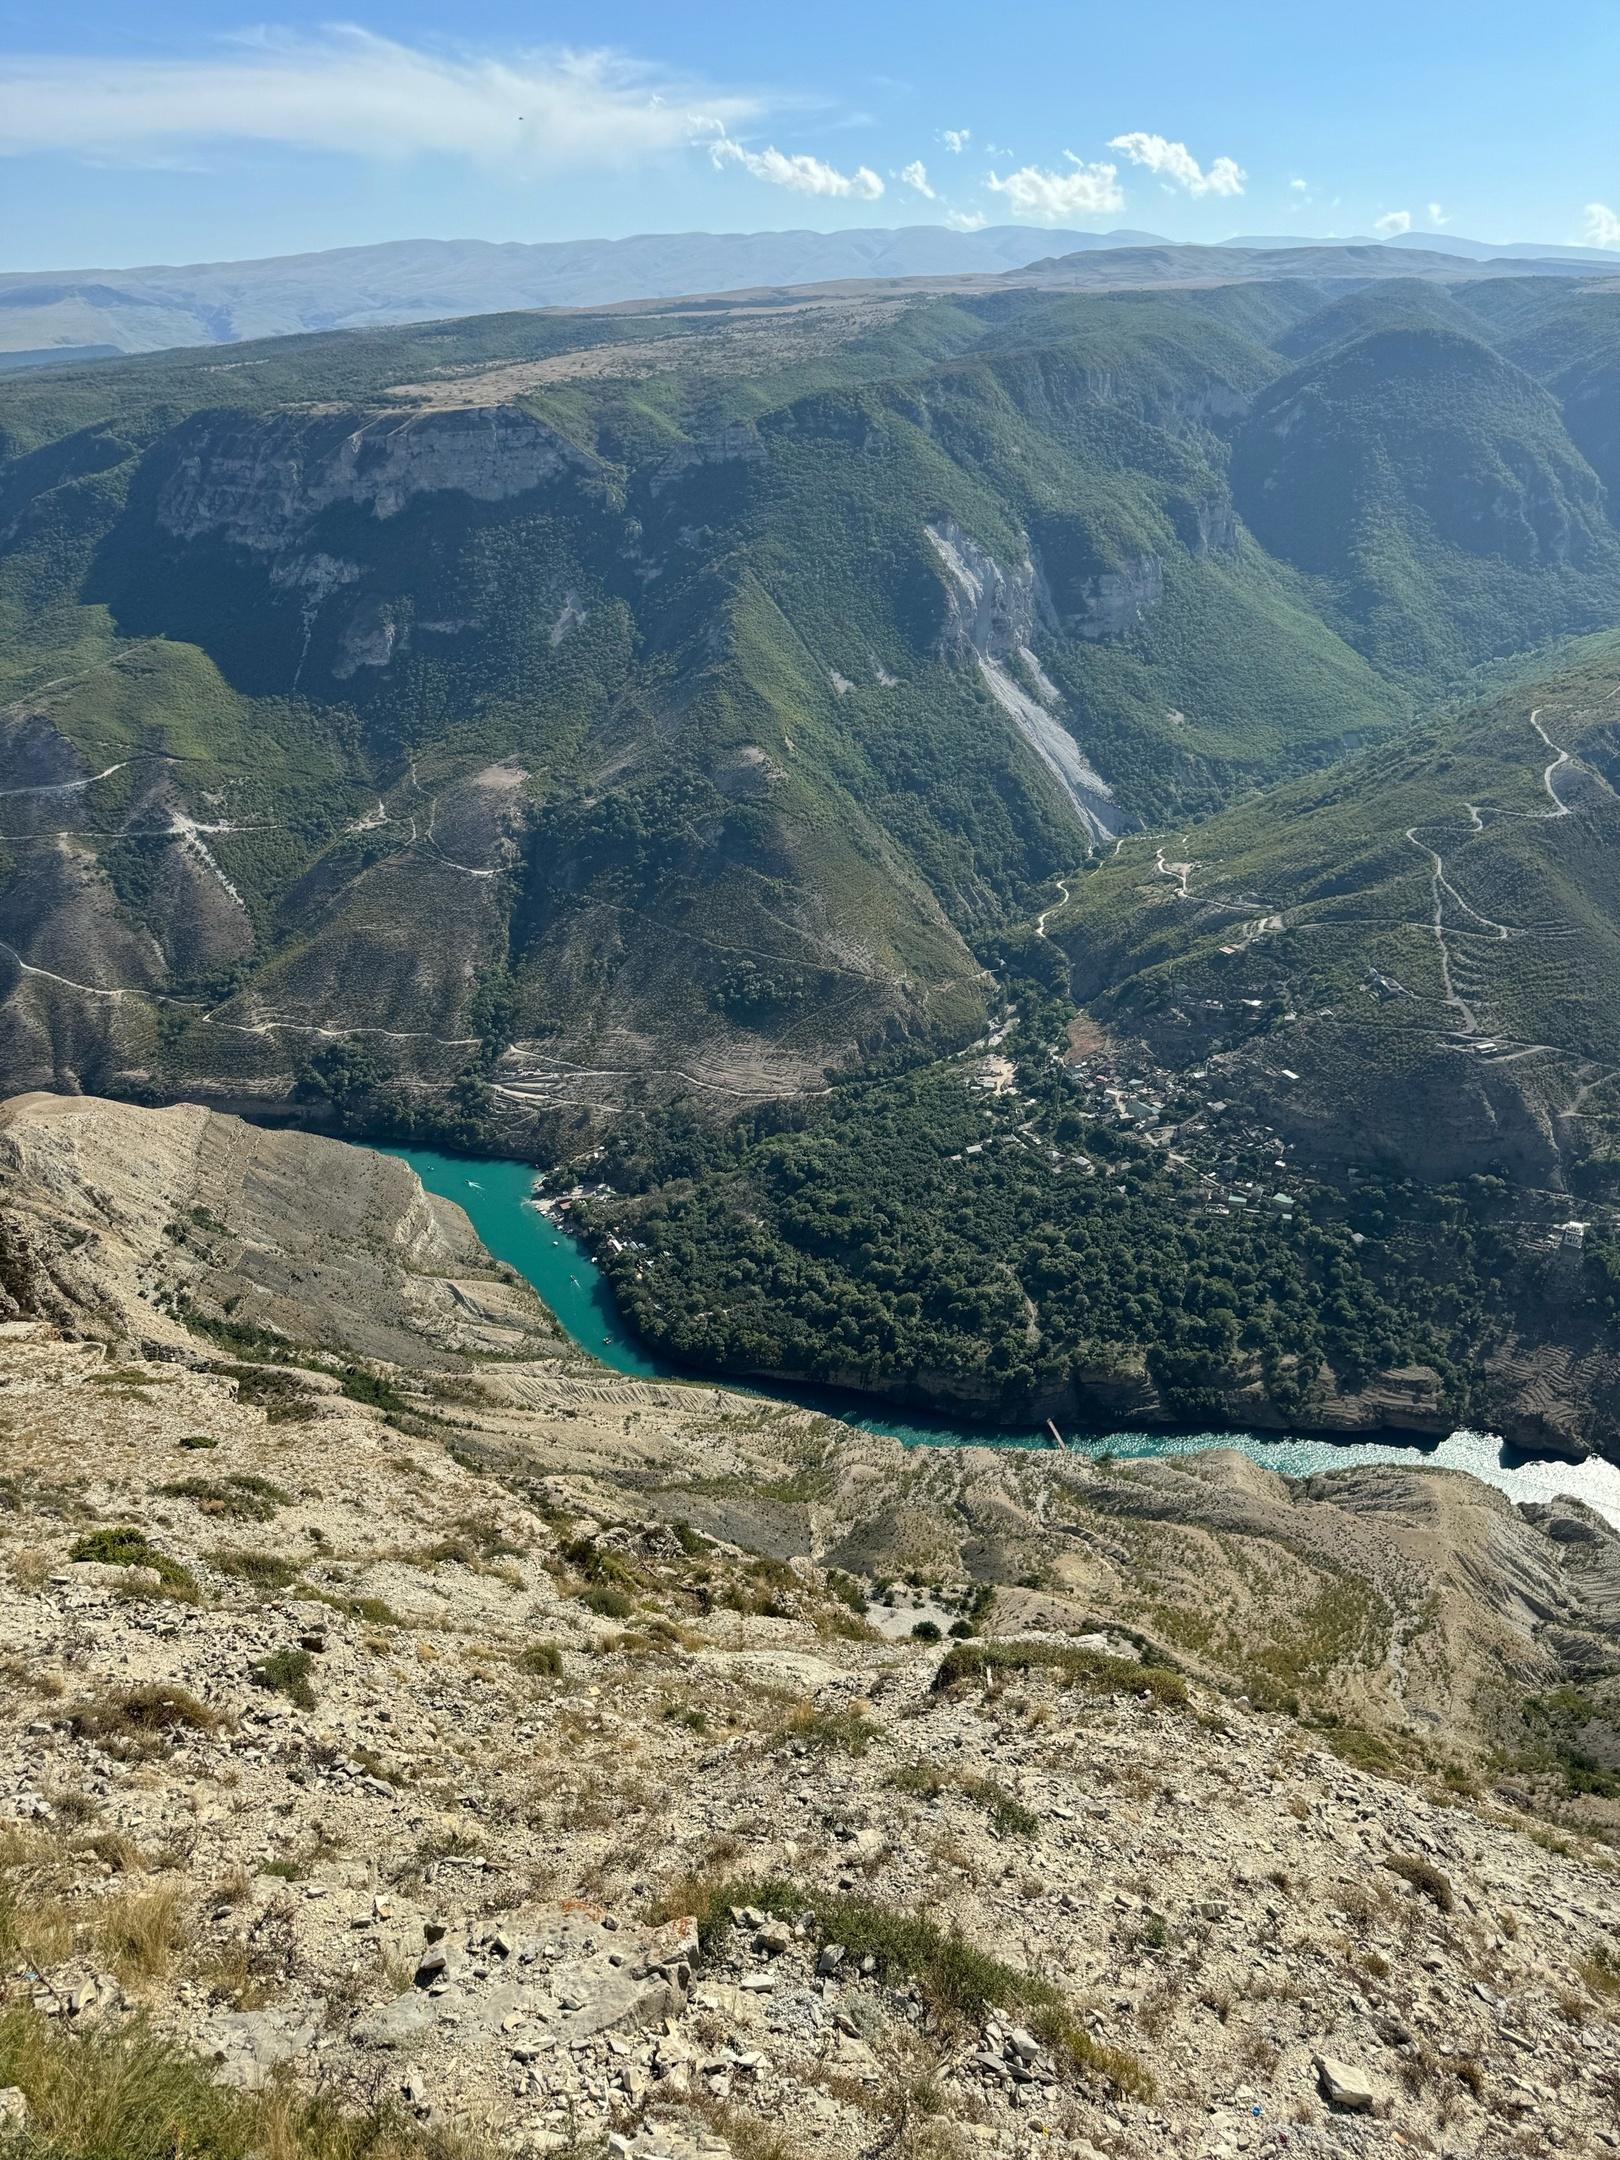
(4, 1093), (1620, 2159)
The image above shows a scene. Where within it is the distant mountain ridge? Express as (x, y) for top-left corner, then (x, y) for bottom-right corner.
(4, 222), (1614, 366)
(1227, 231), (1620, 264)
(0, 225), (1169, 362)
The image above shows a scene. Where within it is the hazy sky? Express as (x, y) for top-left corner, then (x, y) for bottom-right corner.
(3, 0), (1619, 269)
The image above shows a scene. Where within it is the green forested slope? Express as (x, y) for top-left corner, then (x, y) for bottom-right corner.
(566, 632), (1620, 1447)
(1049, 633), (1620, 1188)
(4, 272), (1620, 1143)
(1232, 326), (1620, 679)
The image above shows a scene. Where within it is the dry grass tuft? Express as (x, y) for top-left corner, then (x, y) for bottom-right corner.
(0, 1999), (485, 2159)
(1384, 1854), (1455, 1914)
(66, 1684), (223, 1761)
(96, 1883), (189, 1985)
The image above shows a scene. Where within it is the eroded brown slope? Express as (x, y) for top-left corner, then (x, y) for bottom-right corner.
(5, 1095), (1620, 2156)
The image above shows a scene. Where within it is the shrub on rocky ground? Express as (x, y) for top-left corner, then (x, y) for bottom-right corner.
(67, 1532), (199, 1604)
(1027, 2002), (1159, 2103)
(514, 1641), (564, 1678)
(768, 1704), (878, 1757)
(307, 1590), (402, 1628)
(209, 1550), (300, 1592)
(663, 1871), (1152, 2100)
(580, 1585), (634, 1620)
(886, 1764), (1037, 1837)
(155, 1475), (292, 1523)
(65, 1686), (221, 1760)
(1384, 1854), (1455, 1914)
(207, 1363), (319, 1425)
(247, 1651), (316, 1711)
(931, 1639), (1186, 1707)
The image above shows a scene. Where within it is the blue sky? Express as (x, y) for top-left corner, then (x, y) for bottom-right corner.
(3, 1), (1618, 269)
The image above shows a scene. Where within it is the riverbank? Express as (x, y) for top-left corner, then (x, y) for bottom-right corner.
(381, 1143), (1620, 1527)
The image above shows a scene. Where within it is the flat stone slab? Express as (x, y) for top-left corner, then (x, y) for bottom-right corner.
(1315, 2054), (1379, 2111)
(351, 1901), (693, 2055)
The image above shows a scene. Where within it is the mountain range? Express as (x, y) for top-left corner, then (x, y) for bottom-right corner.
(10, 211), (1620, 2160)
(0, 224), (1168, 365)
(1, 221), (1614, 366)
(1231, 231), (1620, 263)
(9, 245), (1620, 1445)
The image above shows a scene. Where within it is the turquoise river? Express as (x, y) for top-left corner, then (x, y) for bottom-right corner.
(381, 1145), (1620, 1528)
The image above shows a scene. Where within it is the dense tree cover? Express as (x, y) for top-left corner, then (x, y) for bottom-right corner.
(292, 1042), (498, 1155)
(586, 999), (1523, 1423)
(1232, 323), (1620, 682)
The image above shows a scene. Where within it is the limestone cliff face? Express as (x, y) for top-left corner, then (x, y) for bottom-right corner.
(927, 519), (1044, 661)
(1173, 490), (1240, 557)
(1063, 552), (1166, 640)
(331, 593), (407, 678)
(646, 420), (767, 497)
(156, 404), (594, 554)
(924, 519), (1120, 841)
(993, 354), (1252, 438)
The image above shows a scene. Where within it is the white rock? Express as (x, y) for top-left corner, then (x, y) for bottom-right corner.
(1315, 2055), (1379, 2111)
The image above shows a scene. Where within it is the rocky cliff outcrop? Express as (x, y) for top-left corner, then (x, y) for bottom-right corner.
(156, 404), (595, 554)
(0, 1090), (563, 1367)
(1062, 550), (1165, 640)
(647, 420), (767, 496)
(925, 519), (1121, 840)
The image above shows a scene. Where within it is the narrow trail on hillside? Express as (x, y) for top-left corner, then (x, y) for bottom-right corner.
(1, 638), (169, 715)
(1406, 825), (1484, 1035)
(1401, 705), (1609, 1043)
(494, 1059), (823, 1104)
(1530, 707), (1579, 813)
(1145, 835), (1280, 927)
(0, 938), (479, 1051)
(420, 784), (499, 880)
(579, 899), (887, 985)
(1034, 876), (1072, 939)
(0, 759), (136, 801)
(1154, 845), (1196, 898)
(0, 941), (140, 1001)
(0, 745), (196, 804)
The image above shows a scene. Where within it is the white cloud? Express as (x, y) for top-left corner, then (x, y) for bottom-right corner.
(985, 153), (1124, 222)
(0, 27), (762, 169)
(942, 128), (971, 155)
(1107, 132), (1245, 198)
(946, 207), (987, 231)
(1426, 201), (1449, 226)
(1584, 202), (1620, 250)
(900, 159), (935, 199)
(1373, 209), (1412, 237)
(710, 135), (883, 200)
(1289, 177), (1309, 193)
